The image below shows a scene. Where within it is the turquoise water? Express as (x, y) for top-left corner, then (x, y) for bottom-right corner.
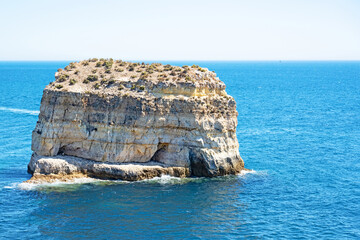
(0, 61), (359, 239)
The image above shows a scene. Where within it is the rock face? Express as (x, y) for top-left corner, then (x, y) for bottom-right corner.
(28, 59), (244, 181)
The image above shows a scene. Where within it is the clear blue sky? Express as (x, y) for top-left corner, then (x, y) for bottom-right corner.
(0, 0), (359, 60)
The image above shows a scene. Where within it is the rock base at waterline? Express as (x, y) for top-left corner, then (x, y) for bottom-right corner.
(28, 154), (190, 182)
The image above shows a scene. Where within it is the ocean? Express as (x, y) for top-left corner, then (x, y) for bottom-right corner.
(0, 61), (359, 239)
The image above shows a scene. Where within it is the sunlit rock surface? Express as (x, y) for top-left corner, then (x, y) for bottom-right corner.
(28, 59), (244, 181)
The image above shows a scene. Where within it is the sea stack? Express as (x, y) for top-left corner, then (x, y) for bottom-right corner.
(28, 59), (245, 182)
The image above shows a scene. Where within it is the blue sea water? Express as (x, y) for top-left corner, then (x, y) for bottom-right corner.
(0, 61), (359, 239)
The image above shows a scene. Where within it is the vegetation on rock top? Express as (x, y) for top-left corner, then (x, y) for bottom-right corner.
(49, 59), (226, 98)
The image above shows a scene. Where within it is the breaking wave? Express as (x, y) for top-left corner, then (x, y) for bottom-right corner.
(4, 170), (260, 191)
(0, 107), (39, 116)
(16, 177), (102, 191)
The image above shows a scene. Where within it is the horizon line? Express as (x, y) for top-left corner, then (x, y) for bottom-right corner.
(0, 59), (360, 62)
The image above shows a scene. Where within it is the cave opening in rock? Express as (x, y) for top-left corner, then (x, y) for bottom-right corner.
(57, 146), (66, 155)
(150, 143), (169, 162)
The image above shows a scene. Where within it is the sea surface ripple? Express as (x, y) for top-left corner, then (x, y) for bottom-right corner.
(0, 61), (359, 239)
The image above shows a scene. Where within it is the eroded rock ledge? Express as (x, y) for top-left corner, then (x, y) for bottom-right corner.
(28, 154), (189, 182)
(28, 59), (245, 182)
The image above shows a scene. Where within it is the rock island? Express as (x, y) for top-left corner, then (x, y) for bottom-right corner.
(28, 59), (245, 182)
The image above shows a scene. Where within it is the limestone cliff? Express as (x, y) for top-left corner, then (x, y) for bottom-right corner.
(28, 59), (245, 181)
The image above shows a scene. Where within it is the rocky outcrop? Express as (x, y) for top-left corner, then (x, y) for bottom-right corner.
(28, 154), (189, 181)
(28, 59), (244, 181)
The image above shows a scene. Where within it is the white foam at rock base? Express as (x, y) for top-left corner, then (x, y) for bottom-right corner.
(6, 170), (260, 191)
(17, 177), (102, 191)
(238, 169), (257, 176)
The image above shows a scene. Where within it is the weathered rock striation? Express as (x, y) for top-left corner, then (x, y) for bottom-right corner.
(28, 59), (245, 181)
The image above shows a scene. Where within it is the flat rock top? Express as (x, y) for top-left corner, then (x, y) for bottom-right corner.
(48, 59), (227, 98)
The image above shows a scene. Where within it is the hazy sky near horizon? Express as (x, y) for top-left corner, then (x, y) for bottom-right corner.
(0, 0), (359, 60)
